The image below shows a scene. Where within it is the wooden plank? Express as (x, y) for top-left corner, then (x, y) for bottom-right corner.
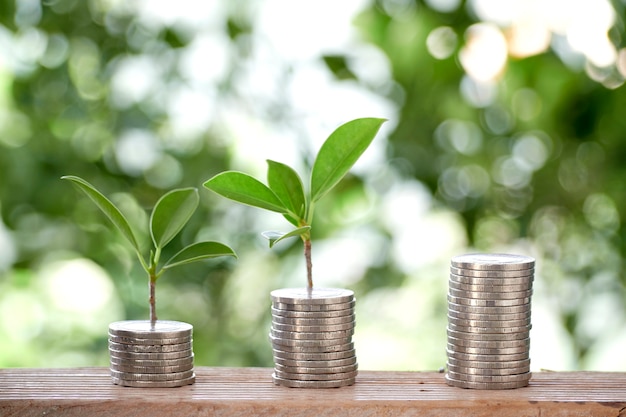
(0, 368), (625, 416)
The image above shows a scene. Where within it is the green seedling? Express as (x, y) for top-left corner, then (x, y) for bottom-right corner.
(203, 117), (386, 289)
(62, 175), (237, 327)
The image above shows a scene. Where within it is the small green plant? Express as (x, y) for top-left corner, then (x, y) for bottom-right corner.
(203, 117), (386, 289)
(62, 175), (237, 327)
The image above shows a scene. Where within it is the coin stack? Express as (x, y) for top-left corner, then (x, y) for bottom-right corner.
(108, 320), (195, 388)
(445, 253), (535, 390)
(270, 288), (358, 388)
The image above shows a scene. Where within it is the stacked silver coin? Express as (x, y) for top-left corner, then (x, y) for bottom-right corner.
(445, 253), (535, 390)
(270, 288), (357, 388)
(108, 320), (195, 388)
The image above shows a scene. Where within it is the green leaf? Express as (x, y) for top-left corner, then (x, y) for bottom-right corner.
(150, 188), (199, 250)
(310, 117), (386, 203)
(322, 55), (357, 81)
(282, 213), (300, 227)
(262, 226), (311, 248)
(61, 175), (140, 253)
(267, 160), (306, 220)
(162, 241), (237, 270)
(203, 171), (288, 213)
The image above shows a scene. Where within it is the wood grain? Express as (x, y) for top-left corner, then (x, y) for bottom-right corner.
(0, 368), (625, 416)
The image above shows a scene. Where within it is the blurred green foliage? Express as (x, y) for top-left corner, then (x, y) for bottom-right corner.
(0, 0), (624, 371)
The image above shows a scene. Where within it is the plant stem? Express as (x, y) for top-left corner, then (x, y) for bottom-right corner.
(148, 248), (160, 329)
(149, 274), (157, 328)
(304, 238), (313, 289)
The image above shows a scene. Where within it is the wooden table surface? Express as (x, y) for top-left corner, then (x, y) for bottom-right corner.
(1, 367), (625, 416)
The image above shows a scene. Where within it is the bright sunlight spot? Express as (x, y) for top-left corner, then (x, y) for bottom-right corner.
(40, 258), (116, 314)
(426, 26), (458, 60)
(466, 0), (620, 86)
(460, 23), (508, 82)
(114, 129), (161, 176)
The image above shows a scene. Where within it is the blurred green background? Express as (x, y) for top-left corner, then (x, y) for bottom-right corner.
(0, 0), (625, 371)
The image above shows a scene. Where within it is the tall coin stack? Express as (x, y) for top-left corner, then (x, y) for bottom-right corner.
(270, 288), (358, 388)
(445, 253), (535, 390)
(108, 320), (196, 388)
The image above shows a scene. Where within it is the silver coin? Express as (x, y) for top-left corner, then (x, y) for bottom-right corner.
(448, 295), (531, 307)
(110, 369), (195, 381)
(447, 328), (529, 341)
(269, 335), (354, 348)
(110, 354), (194, 368)
(109, 348), (192, 360)
(272, 373), (355, 388)
(273, 300), (355, 312)
(449, 273), (534, 286)
(446, 348), (529, 362)
(447, 316), (531, 328)
(446, 342), (529, 355)
(447, 335), (530, 349)
(272, 342), (354, 357)
(447, 363), (530, 376)
(270, 328), (354, 340)
(448, 301), (531, 315)
(274, 362), (358, 375)
(450, 266), (534, 278)
(273, 369), (358, 381)
(111, 374), (195, 388)
(271, 288), (354, 305)
(108, 334), (192, 345)
(274, 356), (357, 368)
(448, 322), (531, 334)
(451, 253), (535, 271)
(445, 373), (529, 390)
(272, 314), (355, 326)
(270, 337), (354, 352)
(271, 343), (355, 354)
(448, 288), (533, 301)
(108, 341), (192, 353)
(448, 280), (532, 293)
(109, 321), (192, 339)
(446, 369), (532, 383)
(271, 306), (354, 318)
(110, 363), (194, 374)
(272, 348), (356, 361)
(448, 308), (531, 321)
(447, 357), (531, 369)
(272, 321), (355, 333)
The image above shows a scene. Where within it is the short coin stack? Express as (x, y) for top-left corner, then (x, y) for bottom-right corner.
(108, 320), (195, 388)
(270, 288), (357, 388)
(445, 253), (535, 390)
